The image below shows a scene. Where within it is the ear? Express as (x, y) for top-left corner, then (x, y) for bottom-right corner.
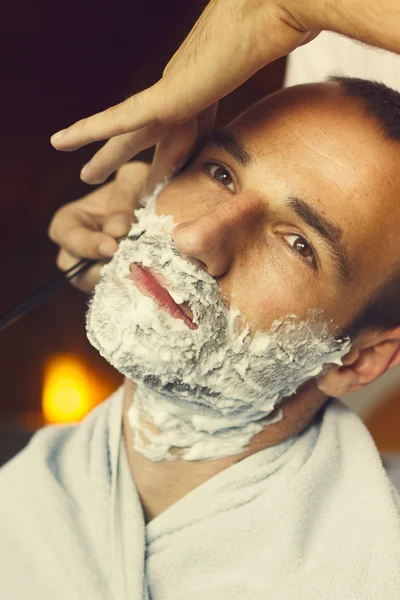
(316, 326), (400, 397)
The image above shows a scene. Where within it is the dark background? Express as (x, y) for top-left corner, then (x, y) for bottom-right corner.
(0, 1), (397, 460)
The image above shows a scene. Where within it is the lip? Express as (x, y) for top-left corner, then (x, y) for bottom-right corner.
(129, 264), (197, 330)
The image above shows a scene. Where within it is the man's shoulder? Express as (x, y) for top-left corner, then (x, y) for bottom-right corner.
(0, 413), (85, 477)
(0, 420), (81, 527)
(0, 387), (123, 511)
(0, 389), (124, 596)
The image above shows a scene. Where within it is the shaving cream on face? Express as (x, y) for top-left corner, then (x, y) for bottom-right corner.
(86, 185), (351, 462)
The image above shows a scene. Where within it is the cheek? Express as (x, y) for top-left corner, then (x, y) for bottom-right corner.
(155, 173), (223, 224)
(155, 175), (206, 223)
(225, 261), (332, 333)
(155, 182), (187, 220)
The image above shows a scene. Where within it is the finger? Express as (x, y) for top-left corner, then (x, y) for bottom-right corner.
(49, 199), (119, 260)
(103, 161), (150, 237)
(50, 84), (161, 151)
(48, 181), (114, 244)
(80, 122), (163, 185)
(58, 225), (119, 260)
(145, 118), (199, 194)
(56, 248), (105, 295)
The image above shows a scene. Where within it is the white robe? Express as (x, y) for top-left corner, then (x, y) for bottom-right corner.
(0, 387), (399, 599)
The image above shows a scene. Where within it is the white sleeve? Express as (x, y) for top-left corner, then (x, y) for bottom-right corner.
(285, 31), (400, 92)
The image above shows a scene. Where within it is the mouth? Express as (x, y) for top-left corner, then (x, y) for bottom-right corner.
(129, 264), (197, 330)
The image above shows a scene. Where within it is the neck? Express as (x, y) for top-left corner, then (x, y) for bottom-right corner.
(122, 378), (328, 523)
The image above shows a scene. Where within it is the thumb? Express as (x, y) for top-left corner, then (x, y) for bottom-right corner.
(103, 161), (150, 237)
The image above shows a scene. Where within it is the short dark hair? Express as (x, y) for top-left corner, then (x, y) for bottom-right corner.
(330, 76), (400, 338)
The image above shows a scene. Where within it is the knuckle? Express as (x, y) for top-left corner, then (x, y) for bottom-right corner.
(107, 102), (133, 136)
(110, 103), (123, 120)
(124, 92), (142, 113)
(77, 116), (89, 134)
(108, 91), (150, 133)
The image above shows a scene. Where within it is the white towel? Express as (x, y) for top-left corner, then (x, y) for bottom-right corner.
(0, 387), (149, 600)
(0, 388), (399, 599)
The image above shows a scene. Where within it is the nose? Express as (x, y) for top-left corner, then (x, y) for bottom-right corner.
(172, 192), (265, 277)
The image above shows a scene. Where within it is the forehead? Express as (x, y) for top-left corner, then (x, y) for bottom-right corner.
(227, 83), (400, 277)
(230, 84), (395, 197)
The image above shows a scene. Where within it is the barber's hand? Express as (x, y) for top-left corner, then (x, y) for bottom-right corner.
(49, 0), (318, 188)
(50, 0), (400, 190)
(48, 161), (149, 294)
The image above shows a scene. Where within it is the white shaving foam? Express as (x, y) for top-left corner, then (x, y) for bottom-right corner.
(86, 184), (351, 462)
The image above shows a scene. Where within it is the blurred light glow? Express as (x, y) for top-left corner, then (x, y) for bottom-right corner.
(42, 354), (92, 424)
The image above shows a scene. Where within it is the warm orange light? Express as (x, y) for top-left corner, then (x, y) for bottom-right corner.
(42, 354), (93, 424)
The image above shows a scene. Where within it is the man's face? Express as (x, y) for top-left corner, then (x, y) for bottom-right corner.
(88, 83), (386, 461)
(156, 82), (400, 337)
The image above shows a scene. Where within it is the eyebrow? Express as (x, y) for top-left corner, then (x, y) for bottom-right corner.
(286, 195), (352, 282)
(182, 130), (254, 170)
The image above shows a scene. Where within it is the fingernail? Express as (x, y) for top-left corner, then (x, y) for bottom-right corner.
(50, 129), (66, 145)
(98, 239), (118, 257)
(105, 214), (131, 237)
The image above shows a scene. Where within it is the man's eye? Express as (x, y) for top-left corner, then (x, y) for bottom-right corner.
(284, 234), (316, 267)
(205, 163), (235, 191)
